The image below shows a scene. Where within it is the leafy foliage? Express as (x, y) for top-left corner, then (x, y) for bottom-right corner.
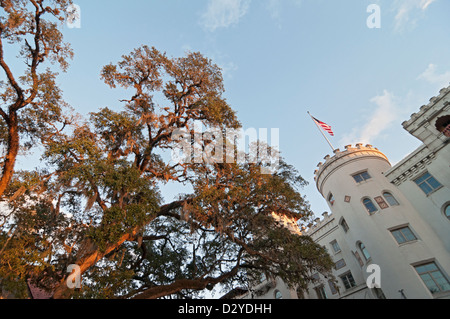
(0, 4), (333, 299)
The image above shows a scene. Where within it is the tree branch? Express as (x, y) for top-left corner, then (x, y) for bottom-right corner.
(0, 36), (24, 104)
(129, 248), (244, 299)
(51, 199), (189, 299)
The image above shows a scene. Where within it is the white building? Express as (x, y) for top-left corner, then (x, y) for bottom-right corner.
(222, 85), (450, 300)
(222, 87), (450, 299)
(304, 85), (450, 299)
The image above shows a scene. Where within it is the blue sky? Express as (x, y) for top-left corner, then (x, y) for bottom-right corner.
(15, 0), (450, 217)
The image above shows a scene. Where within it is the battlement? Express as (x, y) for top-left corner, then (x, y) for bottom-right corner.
(402, 83), (450, 130)
(314, 143), (390, 195)
(304, 212), (335, 237)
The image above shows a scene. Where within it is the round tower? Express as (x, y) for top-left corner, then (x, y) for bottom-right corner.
(314, 143), (391, 201)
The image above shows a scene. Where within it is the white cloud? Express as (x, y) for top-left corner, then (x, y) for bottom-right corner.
(267, 0), (282, 22)
(218, 61), (238, 79)
(200, 0), (251, 32)
(340, 90), (399, 145)
(420, 0), (436, 10)
(393, 0), (437, 32)
(417, 64), (450, 88)
(265, 0), (302, 26)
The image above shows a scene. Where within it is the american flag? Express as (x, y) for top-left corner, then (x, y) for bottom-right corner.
(312, 116), (334, 136)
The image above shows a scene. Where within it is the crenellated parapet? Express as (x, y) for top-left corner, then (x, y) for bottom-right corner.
(304, 211), (335, 237)
(314, 144), (390, 196)
(402, 84), (450, 132)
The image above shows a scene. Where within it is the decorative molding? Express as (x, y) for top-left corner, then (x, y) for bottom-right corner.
(314, 144), (390, 195)
(390, 152), (436, 186)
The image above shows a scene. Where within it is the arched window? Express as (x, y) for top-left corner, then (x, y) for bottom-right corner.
(359, 242), (371, 261)
(435, 115), (450, 137)
(383, 192), (399, 206)
(363, 198), (378, 214)
(444, 204), (450, 220)
(340, 218), (349, 233)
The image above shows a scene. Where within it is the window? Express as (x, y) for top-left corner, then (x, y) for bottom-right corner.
(363, 198), (378, 214)
(328, 193), (335, 206)
(415, 262), (450, 294)
(311, 273), (320, 282)
(359, 243), (371, 261)
(444, 123), (450, 137)
(340, 272), (357, 290)
(435, 115), (450, 137)
(259, 273), (267, 283)
(314, 285), (327, 299)
(335, 259), (346, 270)
(274, 290), (283, 299)
(391, 226), (417, 244)
(353, 251), (364, 267)
(330, 240), (341, 253)
(414, 172), (442, 195)
(383, 192), (399, 206)
(328, 280), (338, 295)
(352, 171), (371, 183)
(444, 204), (450, 220)
(340, 218), (349, 233)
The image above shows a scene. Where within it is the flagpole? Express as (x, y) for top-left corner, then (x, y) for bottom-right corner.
(307, 111), (335, 152)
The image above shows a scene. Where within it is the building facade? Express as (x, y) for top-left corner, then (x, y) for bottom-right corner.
(223, 85), (450, 300)
(303, 85), (450, 299)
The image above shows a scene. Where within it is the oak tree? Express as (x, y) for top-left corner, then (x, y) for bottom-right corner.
(0, 6), (333, 298)
(0, 0), (73, 198)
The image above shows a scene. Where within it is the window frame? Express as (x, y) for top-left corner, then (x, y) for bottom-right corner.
(362, 197), (378, 214)
(353, 250), (364, 267)
(352, 170), (372, 183)
(340, 218), (349, 233)
(358, 242), (371, 261)
(382, 191), (399, 206)
(314, 285), (328, 299)
(328, 280), (338, 295)
(340, 272), (357, 290)
(334, 259), (346, 270)
(330, 240), (341, 254)
(413, 172), (442, 195)
(414, 262), (450, 294)
(443, 203), (450, 221)
(390, 226), (417, 245)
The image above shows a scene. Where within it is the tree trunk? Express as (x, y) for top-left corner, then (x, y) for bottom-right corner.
(130, 250), (243, 299)
(0, 111), (20, 198)
(130, 267), (240, 299)
(51, 200), (185, 299)
(51, 230), (138, 299)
